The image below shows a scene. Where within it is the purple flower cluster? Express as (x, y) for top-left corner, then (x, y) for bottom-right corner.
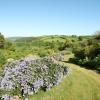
(0, 56), (68, 99)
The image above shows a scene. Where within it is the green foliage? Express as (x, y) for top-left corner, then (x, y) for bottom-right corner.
(0, 52), (6, 66)
(38, 49), (49, 57)
(78, 36), (83, 41)
(5, 41), (15, 51)
(0, 33), (5, 48)
(95, 30), (100, 39)
(58, 39), (72, 51)
(0, 34), (99, 72)
(71, 33), (100, 71)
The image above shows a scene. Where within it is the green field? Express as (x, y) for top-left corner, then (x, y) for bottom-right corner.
(29, 62), (100, 100)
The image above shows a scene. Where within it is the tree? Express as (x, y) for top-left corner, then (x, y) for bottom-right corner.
(5, 41), (15, 51)
(94, 30), (100, 39)
(0, 52), (6, 66)
(78, 36), (83, 41)
(58, 39), (72, 51)
(71, 32), (100, 71)
(0, 33), (5, 48)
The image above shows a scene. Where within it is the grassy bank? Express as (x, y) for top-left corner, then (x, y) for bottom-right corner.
(29, 63), (100, 100)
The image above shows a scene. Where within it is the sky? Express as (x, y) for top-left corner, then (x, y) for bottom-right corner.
(0, 0), (100, 37)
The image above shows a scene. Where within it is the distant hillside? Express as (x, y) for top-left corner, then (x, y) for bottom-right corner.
(6, 35), (92, 43)
(6, 37), (23, 42)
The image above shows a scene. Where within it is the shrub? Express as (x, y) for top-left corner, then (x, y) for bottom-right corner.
(0, 56), (69, 99)
(0, 53), (6, 66)
(0, 33), (5, 48)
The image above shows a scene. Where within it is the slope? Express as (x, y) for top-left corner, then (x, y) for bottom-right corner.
(29, 63), (100, 100)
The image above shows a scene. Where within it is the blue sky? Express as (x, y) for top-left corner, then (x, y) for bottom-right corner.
(0, 0), (100, 37)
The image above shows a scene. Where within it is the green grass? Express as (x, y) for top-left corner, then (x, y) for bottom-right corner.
(28, 62), (100, 100)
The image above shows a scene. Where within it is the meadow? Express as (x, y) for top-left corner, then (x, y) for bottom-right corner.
(0, 33), (100, 100)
